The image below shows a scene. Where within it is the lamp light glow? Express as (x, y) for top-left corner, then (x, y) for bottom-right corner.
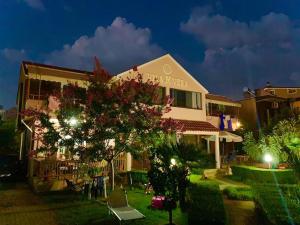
(69, 117), (77, 126)
(264, 153), (273, 163)
(170, 158), (176, 166)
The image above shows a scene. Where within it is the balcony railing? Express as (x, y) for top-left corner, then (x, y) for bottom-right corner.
(32, 153), (127, 180)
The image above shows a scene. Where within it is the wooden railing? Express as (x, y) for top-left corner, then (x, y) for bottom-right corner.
(33, 153), (127, 180)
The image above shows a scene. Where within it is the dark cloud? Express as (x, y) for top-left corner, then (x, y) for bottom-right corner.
(22, 0), (45, 10)
(45, 17), (164, 74)
(181, 7), (300, 99)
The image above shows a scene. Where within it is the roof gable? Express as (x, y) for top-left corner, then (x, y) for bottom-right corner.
(117, 54), (208, 93)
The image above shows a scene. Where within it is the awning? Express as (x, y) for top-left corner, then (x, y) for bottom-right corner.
(219, 131), (243, 142)
(175, 119), (219, 132)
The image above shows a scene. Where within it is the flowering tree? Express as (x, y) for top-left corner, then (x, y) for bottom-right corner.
(23, 58), (179, 189)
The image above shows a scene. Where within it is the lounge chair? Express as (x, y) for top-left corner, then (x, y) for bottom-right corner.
(107, 188), (145, 225)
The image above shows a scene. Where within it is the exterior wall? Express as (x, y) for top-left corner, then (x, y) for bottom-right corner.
(263, 88), (300, 98)
(240, 98), (258, 130)
(117, 55), (208, 121)
(291, 100), (300, 113)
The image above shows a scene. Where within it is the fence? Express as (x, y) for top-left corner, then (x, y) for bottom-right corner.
(32, 153), (127, 180)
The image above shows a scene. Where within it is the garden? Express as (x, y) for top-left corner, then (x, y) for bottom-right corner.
(20, 59), (299, 225)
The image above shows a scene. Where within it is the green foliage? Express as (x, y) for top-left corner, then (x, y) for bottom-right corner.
(0, 119), (19, 155)
(40, 189), (189, 225)
(187, 182), (226, 225)
(242, 131), (262, 161)
(253, 184), (300, 225)
(128, 170), (148, 185)
(223, 186), (253, 200)
(243, 119), (300, 173)
(148, 142), (202, 208)
(231, 165), (298, 184)
(148, 143), (181, 200)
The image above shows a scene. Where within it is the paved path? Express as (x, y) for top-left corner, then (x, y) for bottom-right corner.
(0, 183), (57, 225)
(223, 198), (259, 225)
(210, 177), (259, 225)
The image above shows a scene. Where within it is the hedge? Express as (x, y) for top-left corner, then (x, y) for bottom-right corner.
(187, 181), (226, 225)
(223, 186), (253, 201)
(253, 184), (300, 225)
(127, 170), (148, 185)
(231, 165), (298, 184)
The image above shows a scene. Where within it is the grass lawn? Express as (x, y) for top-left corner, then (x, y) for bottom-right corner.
(41, 189), (188, 225)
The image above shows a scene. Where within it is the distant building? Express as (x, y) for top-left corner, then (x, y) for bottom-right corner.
(0, 105), (5, 120)
(5, 107), (17, 120)
(240, 82), (300, 131)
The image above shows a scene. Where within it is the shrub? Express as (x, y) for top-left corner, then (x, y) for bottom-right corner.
(253, 184), (300, 225)
(223, 186), (253, 201)
(188, 153), (215, 172)
(231, 165), (298, 184)
(187, 182), (226, 225)
(128, 170), (148, 186)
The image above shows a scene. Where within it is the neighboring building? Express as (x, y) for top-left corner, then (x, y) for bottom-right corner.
(16, 54), (242, 182)
(240, 82), (300, 131)
(0, 105), (5, 121)
(5, 107), (17, 121)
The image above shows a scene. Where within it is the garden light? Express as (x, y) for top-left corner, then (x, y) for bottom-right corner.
(264, 153), (273, 169)
(236, 121), (241, 128)
(264, 153), (272, 163)
(69, 117), (77, 126)
(170, 158), (176, 166)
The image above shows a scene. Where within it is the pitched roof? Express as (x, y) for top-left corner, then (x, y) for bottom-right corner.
(175, 119), (219, 132)
(22, 61), (93, 81)
(116, 54), (209, 93)
(206, 93), (241, 107)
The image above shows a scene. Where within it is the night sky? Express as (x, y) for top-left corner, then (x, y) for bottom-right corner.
(1, 0), (300, 108)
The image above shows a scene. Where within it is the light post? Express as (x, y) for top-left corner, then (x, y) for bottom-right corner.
(264, 153), (273, 169)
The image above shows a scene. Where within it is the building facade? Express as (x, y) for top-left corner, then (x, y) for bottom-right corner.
(240, 83), (300, 132)
(17, 54), (242, 180)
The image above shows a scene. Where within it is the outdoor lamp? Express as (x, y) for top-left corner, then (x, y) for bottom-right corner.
(264, 153), (273, 169)
(69, 117), (77, 126)
(236, 121), (241, 128)
(170, 158), (176, 166)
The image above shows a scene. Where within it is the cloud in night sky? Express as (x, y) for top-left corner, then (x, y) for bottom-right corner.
(22, 0), (45, 10)
(45, 17), (164, 74)
(181, 7), (300, 99)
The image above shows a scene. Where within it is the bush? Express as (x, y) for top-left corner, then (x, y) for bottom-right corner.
(253, 184), (300, 225)
(231, 165), (298, 184)
(128, 170), (148, 186)
(223, 186), (253, 201)
(188, 153), (215, 172)
(187, 182), (226, 225)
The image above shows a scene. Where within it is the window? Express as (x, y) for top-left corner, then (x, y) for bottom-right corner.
(29, 79), (61, 100)
(153, 86), (166, 105)
(269, 89), (275, 95)
(63, 85), (86, 104)
(170, 89), (202, 109)
(287, 89), (297, 94)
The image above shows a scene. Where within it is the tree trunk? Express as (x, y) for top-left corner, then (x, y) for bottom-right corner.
(168, 209), (173, 225)
(110, 160), (115, 190)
